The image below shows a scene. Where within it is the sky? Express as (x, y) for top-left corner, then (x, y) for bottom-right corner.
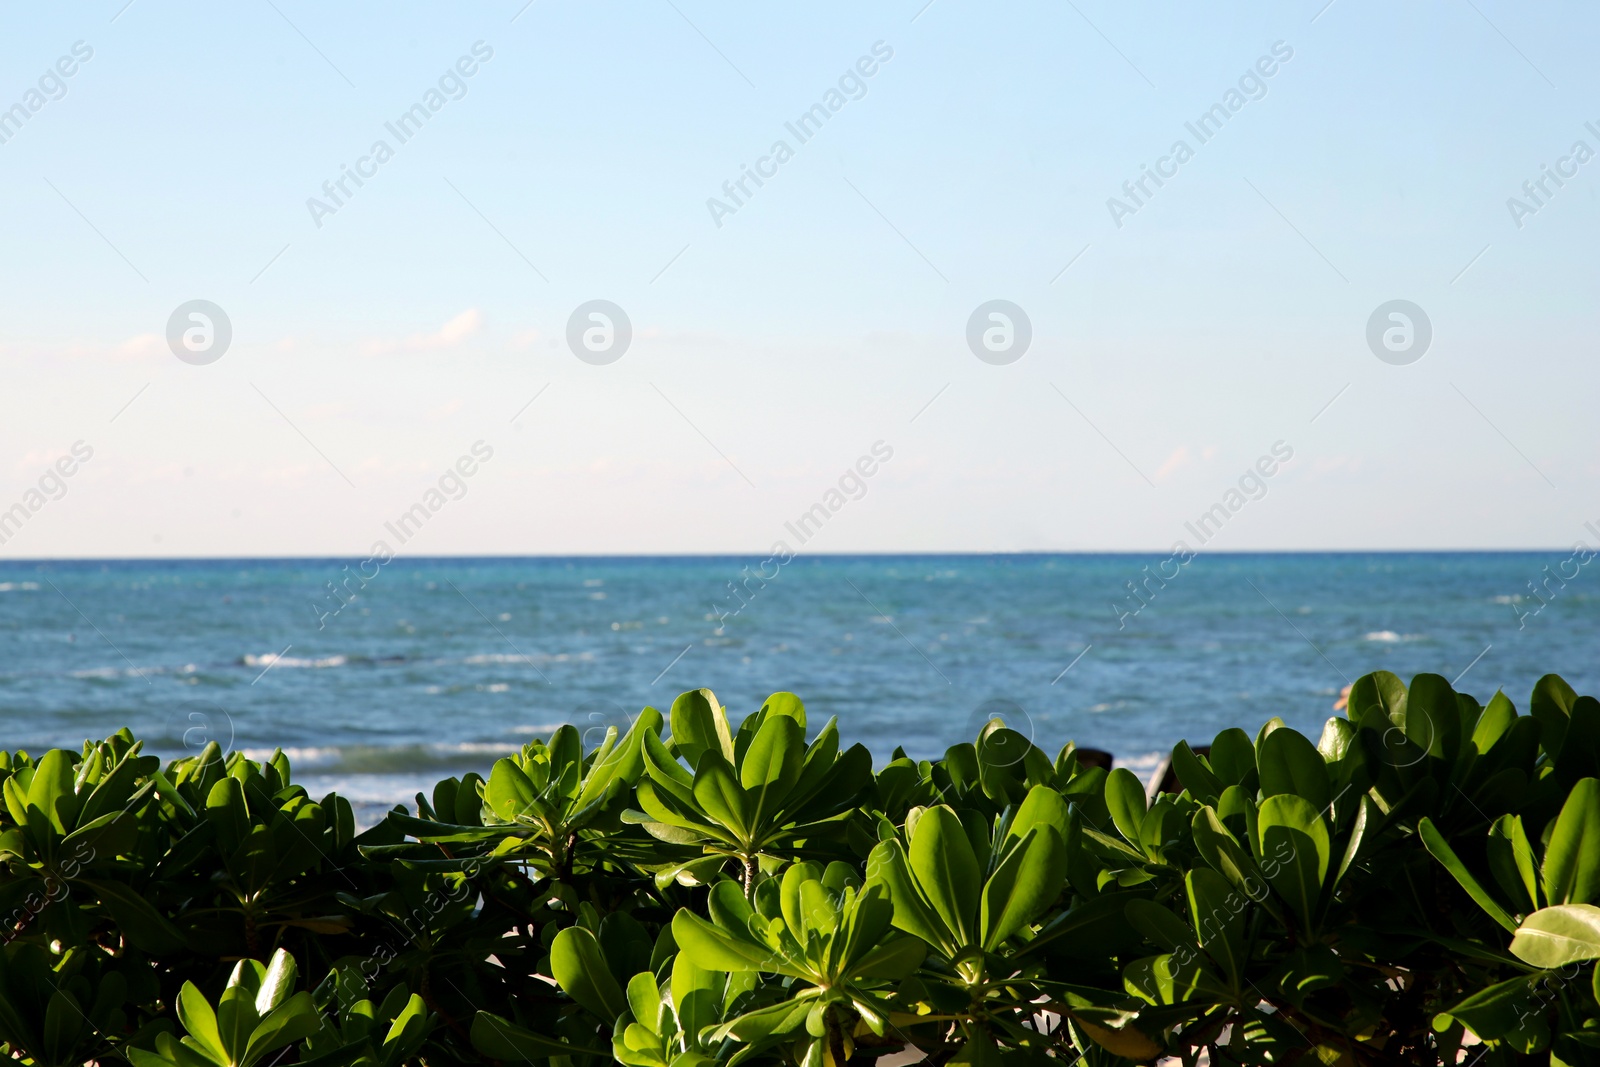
(1, 0), (1597, 557)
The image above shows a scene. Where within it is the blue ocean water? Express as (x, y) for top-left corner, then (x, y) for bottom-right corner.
(0, 554), (1591, 820)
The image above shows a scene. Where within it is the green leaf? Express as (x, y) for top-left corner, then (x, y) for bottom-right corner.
(671, 909), (784, 974)
(1003, 785), (1070, 851)
(1405, 673), (1462, 760)
(1123, 899), (1195, 953)
(853, 935), (925, 979)
(1348, 670), (1407, 726)
(205, 777), (250, 857)
(1333, 794), (1376, 887)
(483, 758), (537, 823)
(1208, 728), (1257, 788)
(1419, 817), (1517, 932)
(626, 971), (663, 1033)
(908, 805), (981, 950)
(1488, 814), (1540, 914)
(740, 715), (803, 803)
(1257, 727), (1329, 812)
(756, 691), (806, 730)
(27, 749), (79, 837)
(1123, 952), (1234, 1007)
(1531, 674), (1579, 761)
(1472, 690), (1518, 754)
(573, 706), (662, 812)
(1170, 741), (1222, 803)
(1542, 778), (1600, 906)
(1256, 794), (1329, 933)
(671, 948), (721, 1045)
(1103, 768), (1147, 847)
(1444, 974), (1537, 1041)
(42, 989), (85, 1067)
(865, 839), (951, 954)
(471, 1011), (600, 1061)
(176, 982), (227, 1063)
(1510, 904), (1600, 968)
(691, 752), (749, 843)
(241, 991), (320, 1067)
(1191, 806), (1258, 893)
(76, 750), (147, 828)
(82, 878), (189, 954)
(551, 926), (627, 1023)
(980, 826), (1066, 950)
(255, 948), (298, 1015)
(670, 690), (734, 767)
(218, 980), (259, 1063)
(1186, 868), (1245, 986)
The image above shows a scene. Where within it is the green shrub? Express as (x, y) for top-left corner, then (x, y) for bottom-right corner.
(3, 672), (1600, 1065)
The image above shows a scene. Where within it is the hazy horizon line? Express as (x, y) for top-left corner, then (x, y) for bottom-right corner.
(0, 548), (1576, 565)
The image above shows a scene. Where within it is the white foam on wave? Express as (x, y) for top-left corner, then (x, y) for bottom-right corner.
(1118, 751), (1167, 788)
(0, 582), (39, 592)
(241, 745), (344, 766)
(243, 653), (348, 669)
(1363, 631), (1424, 643)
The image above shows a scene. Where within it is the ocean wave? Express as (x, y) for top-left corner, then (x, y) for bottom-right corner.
(237, 741), (520, 775)
(462, 651), (594, 665)
(0, 582), (39, 592)
(1117, 750), (1167, 787)
(1363, 631), (1425, 643)
(71, 663), (192, 679)
(242, 653), (348, 669)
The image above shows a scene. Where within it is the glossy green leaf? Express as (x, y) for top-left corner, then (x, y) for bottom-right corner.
(1531, 673), (1578, 761)
(1444, 975), (1537, 1041)
(1510, 904), (1600, 968)
(866, 839), (950, 954)
(1256, 727), (1329, 812)
(82, 878), (189, 954)
(1541, 777), (1600, 906)
(26, 748), (78, 836)
(1419, 817), (1517, 932)
(552, 926), (628, 1023)
(483, 758), (536, 823)
(1208, 728), (1256, 788)
(256, 948), (298, 1015)
(471, 1011), (599, 1061)
(1256, 794), (1329, 932)
(176, 981), (226, 1063)
(1123, 898), (1194, 953)
(1186, 867), (1245, 986)
(670, 689), (734, 767)
(1170, 741), (1222, 803)
(672, 909), (781, 974)
(241, 992), (320, 1067)
(907, 805), (981, 949)
(741, 715), (803, 795)
(1124, 952), (1234, 1007)
(690, 752), (749, 842)
(1103, 768), (1146, 847)
(1487, 814), (1540, 914)
(980, 826), (1065, 949)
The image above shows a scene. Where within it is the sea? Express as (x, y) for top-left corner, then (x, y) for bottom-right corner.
(0, 554), (1591, 825)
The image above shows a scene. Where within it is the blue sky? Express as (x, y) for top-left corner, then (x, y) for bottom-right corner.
(1, 0), (1596, 556)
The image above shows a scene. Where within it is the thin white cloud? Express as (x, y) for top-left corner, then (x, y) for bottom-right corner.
(364, 309), (482, 355)
(1154, 444), (1192, 482)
